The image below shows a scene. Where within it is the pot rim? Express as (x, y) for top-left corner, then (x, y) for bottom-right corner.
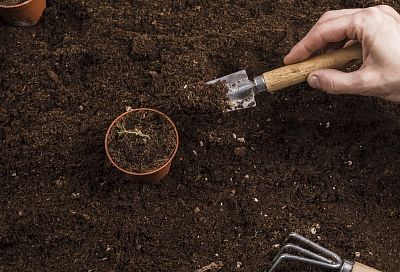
(0, 0), (33, 9)
(105, 108), (179, 176)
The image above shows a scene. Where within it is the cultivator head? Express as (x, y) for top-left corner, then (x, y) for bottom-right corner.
(268, 233), (353, 272)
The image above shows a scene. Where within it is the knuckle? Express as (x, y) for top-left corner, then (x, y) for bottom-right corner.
(364, 7), (382, 16)
(316, 10), (336, 26)
(321, 75), (339, 94)
(328, 78), (338, 93)
(349, 16), (364, 31)
(320, 11), (334, 21)
(351, 8), (384, 30)
(361, 7), (382, 19)
(377, 5), (396, 14)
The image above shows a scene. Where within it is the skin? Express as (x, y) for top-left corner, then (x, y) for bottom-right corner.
(284, 5), (400, 102)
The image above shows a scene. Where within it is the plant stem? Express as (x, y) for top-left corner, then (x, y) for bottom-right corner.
(117, 123), (151, 140)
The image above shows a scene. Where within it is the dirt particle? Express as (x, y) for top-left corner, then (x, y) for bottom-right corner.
(213, 170), (223, 182)
(344, 160), (353, 166)
(234, 147), (247, 156)
(55, 177), (67, 187)
(0, 128), (5, 141)
(310, 228), (317, 235)
(148, 70), (158, 77)
(79, 126), (89, 135)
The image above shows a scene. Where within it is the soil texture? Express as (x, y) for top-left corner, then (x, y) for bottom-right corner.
(0, 0), (26, 6)
(1, 0), (400, 271)
(107, 110), (176, 173)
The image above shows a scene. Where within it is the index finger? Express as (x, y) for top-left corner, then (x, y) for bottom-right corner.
(284, 12), (360, 64)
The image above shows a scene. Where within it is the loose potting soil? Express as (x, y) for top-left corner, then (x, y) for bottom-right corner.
(0, 0), (26, 6)
(107, 110), (176, 173)
(1, 0), (400, 271)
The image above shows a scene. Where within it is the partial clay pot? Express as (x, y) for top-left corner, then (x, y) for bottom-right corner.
(0, 0), (46, 26)
(105, 108), (179, 184)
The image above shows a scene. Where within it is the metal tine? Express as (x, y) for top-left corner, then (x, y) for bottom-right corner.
(268, 233), (343, 272)
(268, 253), (341, 272)
(271, 244), (335, 265)
(285, 233), (342, 264)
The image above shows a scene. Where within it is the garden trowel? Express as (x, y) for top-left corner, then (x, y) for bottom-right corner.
(207, 43), (362, 112)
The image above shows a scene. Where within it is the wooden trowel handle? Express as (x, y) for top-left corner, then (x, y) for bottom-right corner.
(263, 43), (362, 92)
(352, 262), (381, 272)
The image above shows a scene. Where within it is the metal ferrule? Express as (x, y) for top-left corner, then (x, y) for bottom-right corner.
(340, 260), (354, 272)
(253, 75), (267, 93)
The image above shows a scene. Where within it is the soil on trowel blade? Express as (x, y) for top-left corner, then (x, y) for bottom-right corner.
(0, 0), (399, 271)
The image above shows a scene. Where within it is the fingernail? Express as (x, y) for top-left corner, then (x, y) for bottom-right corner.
(309, 75), (320, 89)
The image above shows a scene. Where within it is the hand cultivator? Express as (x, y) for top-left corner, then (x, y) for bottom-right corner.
(268, 233), (380, 272)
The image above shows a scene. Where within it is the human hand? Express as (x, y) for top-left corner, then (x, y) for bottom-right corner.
(284, 5), (400, 102)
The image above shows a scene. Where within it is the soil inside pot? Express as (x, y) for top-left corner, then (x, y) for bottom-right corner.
(0, 0), (27, 6)
(107, 110), (177, 173)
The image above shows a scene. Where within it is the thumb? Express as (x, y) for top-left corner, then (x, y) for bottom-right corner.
(308, 69), (362, 95)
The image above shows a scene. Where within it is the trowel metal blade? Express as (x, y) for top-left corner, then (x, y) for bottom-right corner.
(207, 70), (257, 112)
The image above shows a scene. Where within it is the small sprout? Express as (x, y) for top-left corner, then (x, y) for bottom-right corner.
(117, 123), (151, 142)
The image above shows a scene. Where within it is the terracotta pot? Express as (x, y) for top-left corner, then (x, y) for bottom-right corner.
(105, 108), (179, 184)
(0, 0), (46, 26)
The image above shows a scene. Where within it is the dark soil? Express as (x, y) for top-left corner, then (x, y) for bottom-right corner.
(0, 0), (26, 6)
(1, 0), (400, 271)
(107, 110), (176, 173)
